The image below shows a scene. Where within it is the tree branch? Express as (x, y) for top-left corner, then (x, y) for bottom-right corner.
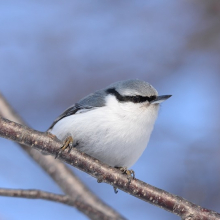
(0, 188), (77, 205)
(0, 94), (124, 220)
(0, 116), (219, 220)
(0, 188), (70, 203)
(0, 188), (110, 218)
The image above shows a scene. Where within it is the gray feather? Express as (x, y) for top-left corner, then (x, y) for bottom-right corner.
(78, 90), (106, 107)
(48, 90), (107, 130)
(108, 79), (158, 97)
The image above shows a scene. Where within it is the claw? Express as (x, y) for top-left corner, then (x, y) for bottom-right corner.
(118, 167), (135, 183)
(113, 167), (135, 193)
(55, 136), (73, 159)
(113, 186), (118, 194)
(125, 169), (135, 183)
(97, 175), (103, 183)
(67, 141), (73, 153)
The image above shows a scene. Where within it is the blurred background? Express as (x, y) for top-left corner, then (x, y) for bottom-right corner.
(0, 0), (220, 219)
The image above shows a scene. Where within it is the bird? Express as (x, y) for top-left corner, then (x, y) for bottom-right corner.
(48, 79), (171, 181)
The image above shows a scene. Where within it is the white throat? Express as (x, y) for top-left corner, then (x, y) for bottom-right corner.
(100, 94), (159, 167)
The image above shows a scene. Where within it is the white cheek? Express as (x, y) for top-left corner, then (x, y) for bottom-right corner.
(118, 102), (142, 113)
(106, 95), (160, 122)
(106, 95), (142, 113)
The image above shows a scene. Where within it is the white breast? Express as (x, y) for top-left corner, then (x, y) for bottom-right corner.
(51, 95), (159, 168)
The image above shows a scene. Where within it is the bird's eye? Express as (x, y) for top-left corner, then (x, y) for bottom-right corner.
(148, 96), (156, 102)
(131, 95), (157, 103)
(133, 96), (141, 103)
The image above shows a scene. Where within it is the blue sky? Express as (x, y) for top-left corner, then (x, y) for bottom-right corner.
(0, 1), (220, 220)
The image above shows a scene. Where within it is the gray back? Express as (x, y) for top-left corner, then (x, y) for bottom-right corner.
(79, 79), (158, 107)
(107, 79), (158, 97)
(49, 79), (157, 130)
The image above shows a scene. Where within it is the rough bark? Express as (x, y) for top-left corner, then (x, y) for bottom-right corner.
(0, 116), (220, 220)
(0, 94), (124, 220)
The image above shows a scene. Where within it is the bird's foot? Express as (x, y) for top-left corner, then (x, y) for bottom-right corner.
(55, 136), (73, 159)
(118, 167), (135, 183)
(113, 167), (135, 194)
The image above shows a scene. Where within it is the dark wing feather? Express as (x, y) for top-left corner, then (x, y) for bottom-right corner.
(48, 89), (107, 130)
(48, 104), (81, 130)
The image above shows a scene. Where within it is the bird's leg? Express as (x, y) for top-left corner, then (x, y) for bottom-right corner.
(113, 167), (135, 193)
(118, 167), (135, 183)
(55, 136), (73, 159)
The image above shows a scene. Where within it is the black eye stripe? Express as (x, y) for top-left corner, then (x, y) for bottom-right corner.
(106, 88), (156, 103)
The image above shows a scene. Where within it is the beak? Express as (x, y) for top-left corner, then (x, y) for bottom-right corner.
(150, 95), (172, 104)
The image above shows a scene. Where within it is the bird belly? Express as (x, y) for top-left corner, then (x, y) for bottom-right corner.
(50, 106), (157, 168)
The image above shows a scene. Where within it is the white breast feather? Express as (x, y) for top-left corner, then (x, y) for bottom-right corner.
(51, 95), (159, 168)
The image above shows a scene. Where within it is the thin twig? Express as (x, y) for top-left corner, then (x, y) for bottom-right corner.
(0, 117), (220, 220)
(0, 94), (125, 220)
(0, 188), (109, 218)
(0, 188), (74, 205)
